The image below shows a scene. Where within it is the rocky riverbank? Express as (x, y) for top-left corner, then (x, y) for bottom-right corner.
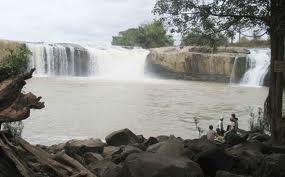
(1, 128), (285, 177)
(145, 46), (249, 83)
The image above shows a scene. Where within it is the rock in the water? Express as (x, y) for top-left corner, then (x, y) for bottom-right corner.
(122, 152), (204, 177)
(216, 171), (252, 177)
(64, 138), (106, 155)
(105, 129), (139, 146)
(156, 135), (170, 142)
(136, 135), (145, 143)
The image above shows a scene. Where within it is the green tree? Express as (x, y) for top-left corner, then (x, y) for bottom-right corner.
(112, 21), (174, 49)
(181, 32), (228, 49)
(153, 0), (285, 143)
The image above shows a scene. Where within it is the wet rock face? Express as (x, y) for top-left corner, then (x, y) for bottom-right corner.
(64, 138), (106, 155)
(145, 46), (248, 83)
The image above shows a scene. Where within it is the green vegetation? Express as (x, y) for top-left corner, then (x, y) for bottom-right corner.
(247, 107), (269, 134)
(112, 21), (174, 49)
(0, 44), (31, 81)
(181, 32), (228, 49)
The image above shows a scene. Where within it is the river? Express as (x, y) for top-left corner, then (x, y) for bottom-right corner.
(23, 77), (268, 145)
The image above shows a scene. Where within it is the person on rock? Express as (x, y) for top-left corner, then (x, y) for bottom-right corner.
(230, 114), (239, 131)
(216, 117), (224, 136)
(224, 128), (248, 146)
(207, 125), (218, 141)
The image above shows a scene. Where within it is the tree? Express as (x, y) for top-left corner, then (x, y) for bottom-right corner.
(112, 21), (174, 49)
(181, 32), (228, 49)
(153, 0), (285, 143)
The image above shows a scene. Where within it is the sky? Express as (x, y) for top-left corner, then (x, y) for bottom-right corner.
(0, 0), (157, 44)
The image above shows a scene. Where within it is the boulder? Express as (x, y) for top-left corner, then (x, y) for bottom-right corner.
(247, 133), (270, 143)
(216, 171), (252, 177)
(103, 146), (122, 159)
(83, 152), (104, 164)
(143, 137), (159, 147)
(226, 143), (266, 176)
(147, 137), (184, 158)
(112, 145), (142, 163)
(64, 138), (106, 155)
(101, 164), (123, 177)
(88, 160), (120, 177)
(156, 135), (170, 142)
(122, 152), (204, 177)
(105, 129), (139, 146)
(184, 138), (219, 153)
(136, 135), (145, 143)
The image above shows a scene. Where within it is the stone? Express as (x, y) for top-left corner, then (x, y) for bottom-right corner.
(216, 171), (252, 177)
(247, 133), (271, 143)
(83, 152), (104, 164)
(103, 146), (122, 159)
(122, 152), (204, 177)
(105, 129), (140, 146)
(147, 137), (184, 158)
(156, 135), (170, 142)
(88, 160), (120, 177)
(64, 138), (106, 155)
(112, 145), (142, 164)
(136, 135), (145, 143)
(143, 137), (159, 147)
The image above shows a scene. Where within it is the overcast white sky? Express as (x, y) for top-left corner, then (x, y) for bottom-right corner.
(0, 0), (156, 44)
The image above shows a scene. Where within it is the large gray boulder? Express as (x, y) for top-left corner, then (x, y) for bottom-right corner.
(105, 129), (140, 146)
(122, 152), (204, 177)
(64, 138), (106, 155)
(147, 137), (184, 157)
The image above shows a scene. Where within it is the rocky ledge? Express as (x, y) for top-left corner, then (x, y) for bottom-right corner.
(145, 46), (249, 83)
(1, 128), (285, 177)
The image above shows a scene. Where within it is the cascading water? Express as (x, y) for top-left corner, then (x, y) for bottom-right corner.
(240, 48), (271, 86)
(27, 43), (149, 79)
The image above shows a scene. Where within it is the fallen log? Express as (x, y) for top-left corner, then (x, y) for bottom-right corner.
(55, 151), (97, 177)
(0, 134), (35, 177)
(16, 137), (74, 177)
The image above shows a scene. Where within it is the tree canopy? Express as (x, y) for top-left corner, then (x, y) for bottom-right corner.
(112, 21), (174, 49)
(181, 31), (228, 48)
(153, 0), (270, 40)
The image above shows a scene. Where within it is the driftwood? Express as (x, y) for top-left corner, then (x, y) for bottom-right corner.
(0, 68), (44, 124)
(55, 151), (98, 177)
(16, 137), (74, 177)
(0, 134), (35, 177)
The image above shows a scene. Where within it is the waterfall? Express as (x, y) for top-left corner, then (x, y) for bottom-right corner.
(27, 43), (149, 79)
(240, 48), (271, 86)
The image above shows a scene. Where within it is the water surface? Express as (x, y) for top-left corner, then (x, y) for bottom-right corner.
(23, 77), (268, 145)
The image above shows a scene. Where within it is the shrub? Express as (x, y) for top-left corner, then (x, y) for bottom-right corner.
(0, 44), (31, 81)
(2, 121), (24, 138)
(247, 106), (270, 134)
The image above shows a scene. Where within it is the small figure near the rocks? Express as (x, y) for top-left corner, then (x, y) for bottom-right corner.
(230, 114), (239, 131)
(216, 117), (224, 136)
(224, 125), (232, 137)
(207, 125), (218, 141)
(224, 128), (248, 146)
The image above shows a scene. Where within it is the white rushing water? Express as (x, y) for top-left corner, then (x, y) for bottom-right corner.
(240, 48), (271, 86)
(27, 43), (149, 80)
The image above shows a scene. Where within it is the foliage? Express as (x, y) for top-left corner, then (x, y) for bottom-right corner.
(247, 106), (270, 134)
(0, 44), (31, 81)
(112, 21), (174, 49)
(153, 0), (270, 47)
(181, 32), (228, 49)
(2, 121), (24, 138)
(193, 117), (204, 138)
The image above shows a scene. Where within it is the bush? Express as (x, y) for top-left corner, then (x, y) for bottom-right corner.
(112, 21), (174, 49)
(0, 44), (31, 81)
(247, 106), (270, 134)
(2, 121), (24, 138)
